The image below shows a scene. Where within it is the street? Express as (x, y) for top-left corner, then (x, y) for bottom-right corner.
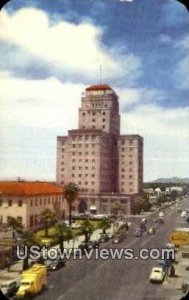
(34, 199), (189, 300)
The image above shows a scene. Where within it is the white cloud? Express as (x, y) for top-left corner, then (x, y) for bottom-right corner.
(0, 73), (84, 129)
(121, 103), (189, 181)
(0, 7), (141, 82)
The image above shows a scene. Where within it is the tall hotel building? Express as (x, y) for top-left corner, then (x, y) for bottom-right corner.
(56, 84), (143, 215)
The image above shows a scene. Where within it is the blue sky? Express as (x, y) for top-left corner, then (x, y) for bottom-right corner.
(0, 0), (189, 181)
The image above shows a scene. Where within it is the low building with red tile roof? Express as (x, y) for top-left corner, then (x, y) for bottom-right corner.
(0, 181), (67, 230)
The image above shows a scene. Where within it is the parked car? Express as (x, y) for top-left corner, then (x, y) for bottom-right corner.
(99, 233), (109, 243)
(150, 267), (165, 283)
(48, 258), (66, 271)
(134, 228), (143, 237)
(91, 240), (100, 248)
(112, 234), (125, 244)
(0, 280), (18, 297)
(157, 258), (172, 269)
(148, 227), (156, 235)
(78, 241), (93, 254)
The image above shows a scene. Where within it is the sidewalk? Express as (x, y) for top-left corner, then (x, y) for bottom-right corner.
(163, 250), (189, 292)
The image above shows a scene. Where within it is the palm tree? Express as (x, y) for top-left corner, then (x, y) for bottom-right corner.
(64, 183), (79, 226)
(79, 220), (94, 244)
(98, 217), (111, 234)
(21, 230), (39, 270)
(111, 201), (125, 217)
(40, 209), (55, 237)
(7, 216), (23, 235)
(54, 222), (72, 253)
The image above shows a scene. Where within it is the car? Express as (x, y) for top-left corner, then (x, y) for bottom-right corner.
(134, 228), (143, 237)
(91, 240), (100, 248)
(48, 258), (66, 271)
(0, 280), (18, 297)
(148, 227), (156, 235)
(157, 258), (172, 269)
(112, 234), (125, 244)
(99, 233), (109, 243)
(150, 267), (165, 283)
(78, 241), (93, 254)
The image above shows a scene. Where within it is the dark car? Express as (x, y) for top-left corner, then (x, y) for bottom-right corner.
(134, 228), (143, 237)
(91, 240), (100, 248)
(48, 258), (66, 271)
(112, 234), (125, 244)
(157, 258), (172, 270)
(99, 233), (109, 243)
(78, 241), (93, 254)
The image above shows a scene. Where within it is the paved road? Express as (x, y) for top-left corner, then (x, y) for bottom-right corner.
(35, 199), (188, 300)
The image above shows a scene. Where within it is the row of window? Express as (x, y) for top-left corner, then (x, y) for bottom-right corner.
(82, 111), (106, 116)
(0, 199), (23, 207)
(30, 197), (63, 207)
(71, 144), (96, 149)
(71, 151), (96, 156)
(121, 140), (134, 145)
(82, 125), (106, 130)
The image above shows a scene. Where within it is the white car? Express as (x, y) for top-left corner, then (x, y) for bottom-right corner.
(181, 211), (187, 218)
(150, 267), (165, 283)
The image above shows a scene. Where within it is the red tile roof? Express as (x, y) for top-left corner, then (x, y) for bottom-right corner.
(0, 182), (63, 196)
(86, 84), (112, 91)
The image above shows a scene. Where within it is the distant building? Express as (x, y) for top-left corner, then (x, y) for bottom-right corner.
(170, 186), (183, 193)
(0, 181), (66, 230)
(56, 84), (143, 215)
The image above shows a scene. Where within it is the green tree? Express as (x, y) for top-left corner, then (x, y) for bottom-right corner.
(79, 220), (94, 244)
(40, 209), (55, 237)
(22, 230), (39, 270)
(54, 222), (72, 253)
(7, 216), (23, 233)
(111, 201), (125, 216)
(98, 217), (111, 234)
(64, 183), (79, 226)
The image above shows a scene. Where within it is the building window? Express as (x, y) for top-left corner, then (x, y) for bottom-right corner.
(129, 161), (132, 165)
(79, 152), (82, 155)
(92, 174), (95, 177)
(103, 119), (105, 122)
(62, 149), (64, 152)
(103, 112), (106, 115)
(18, 200), (23, 207)
(79, 166), (82, 170)
(121, 155), (125, 158)
(122, 148), (124, 152)
(8, 200), (12, 207)
(30, 215), (34, 227)
(102, 125), (105, 129)
(85, 152), (88, 155)
(61, 168), (64, 171)
(121, 168), (125, 172)
(85, 166), (88, 170)
(85, 174), (88, 177)
(85, 144), (89, 148)
(92, 112), (96, 116)
(72, 174), (75, 177)
(92, 125), (96, 129)
(129, 175), (132, 178)
(72, 144), (76, 148)
(35, 199), (38, 206)
(85, 182), (88, 185)
(79, 174), (82, 177)
(122, 140), (125, 145)
(121, 175), (125, 178)
(44, 199), (46, 205)
(0, 200), (2, 206)
(83, 112), (86, 116)
(85, 159), (88, 162)
(31, 200), (33, 207)
(72, 166), (75, 170)
(129, 140), (133, 144)
(92, 119), (95, 122)
(91, 182), (95, 185)
(72, 152), (75, 155)
(129, 182), (133, 185)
